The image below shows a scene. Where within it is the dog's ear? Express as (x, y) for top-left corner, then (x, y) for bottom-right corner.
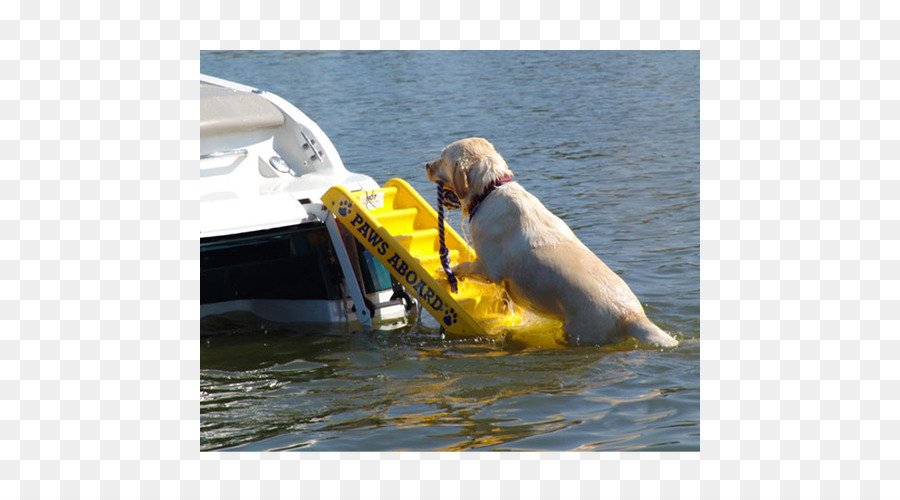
(452, 160), (469, 200)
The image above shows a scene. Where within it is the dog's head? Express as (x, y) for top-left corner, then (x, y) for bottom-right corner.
(425, 137), (513, 213)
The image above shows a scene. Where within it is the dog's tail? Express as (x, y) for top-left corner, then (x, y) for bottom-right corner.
(624, 315), (679, 347)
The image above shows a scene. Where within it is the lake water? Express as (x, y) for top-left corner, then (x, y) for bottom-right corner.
(200, 51), (699, 451)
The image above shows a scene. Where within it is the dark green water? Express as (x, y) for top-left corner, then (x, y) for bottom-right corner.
(200, 51), (699, 451)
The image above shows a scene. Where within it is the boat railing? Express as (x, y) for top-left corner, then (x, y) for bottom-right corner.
(200, 149), (248, 161)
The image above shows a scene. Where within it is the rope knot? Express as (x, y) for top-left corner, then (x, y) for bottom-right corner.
(439, 185), (461, 209)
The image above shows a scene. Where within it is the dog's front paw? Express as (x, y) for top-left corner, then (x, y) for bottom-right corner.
(451, 261), (476, 277)
(452, 261), (492, 283)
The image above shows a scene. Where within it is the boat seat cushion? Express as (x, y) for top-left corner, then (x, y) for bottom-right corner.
(200, 82), (285, 137)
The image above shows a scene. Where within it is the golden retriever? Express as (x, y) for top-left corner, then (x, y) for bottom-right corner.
(426, 137), (678, 347)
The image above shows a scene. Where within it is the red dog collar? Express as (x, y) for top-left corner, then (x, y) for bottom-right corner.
(467, 174), (514, 222)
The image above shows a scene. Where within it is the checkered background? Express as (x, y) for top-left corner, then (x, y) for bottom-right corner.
(3, 0), (898, 498)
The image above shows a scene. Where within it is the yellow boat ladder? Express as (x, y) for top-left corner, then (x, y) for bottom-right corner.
(323, 178), (564, 347)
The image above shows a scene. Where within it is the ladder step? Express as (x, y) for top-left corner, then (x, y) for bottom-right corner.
(350, 187), (398, 214)
(373, 207), (418, 233)
(413, 249), (460, 270)
(394, 228), (437, 254)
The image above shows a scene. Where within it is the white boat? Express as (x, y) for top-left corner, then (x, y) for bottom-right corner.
(200, 74), (411, 329)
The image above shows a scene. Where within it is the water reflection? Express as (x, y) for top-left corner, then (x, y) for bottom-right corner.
(201, 321), (698, 451)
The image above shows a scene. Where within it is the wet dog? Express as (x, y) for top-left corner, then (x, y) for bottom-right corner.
(426, 137), (678, 347)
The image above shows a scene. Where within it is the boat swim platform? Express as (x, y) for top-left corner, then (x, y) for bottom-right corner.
(323, 178), (565, 349)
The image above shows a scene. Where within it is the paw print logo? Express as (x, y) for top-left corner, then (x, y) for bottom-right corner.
(338, 199), (352, 217)
(443, 308), (458, 327)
